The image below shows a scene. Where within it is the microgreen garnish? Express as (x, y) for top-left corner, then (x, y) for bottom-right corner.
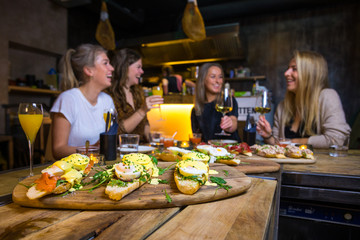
(223, 170), (229, 176)
(165, 189), (172, 203)
(18, 182), (35, 189)
(158, 179), (169, 184)
(210, 176), (232, 192)
(151, 155), (158, 165)
(158, 163), (177, 175)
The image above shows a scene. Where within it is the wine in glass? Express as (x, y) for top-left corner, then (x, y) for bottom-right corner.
(152, 86), (164, 121)
(18, 103), (43, 178)
(215, 86), (233, 136)
(254, 90), (271, 115)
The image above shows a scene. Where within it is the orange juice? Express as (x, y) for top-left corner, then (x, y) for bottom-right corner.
(152, 88), (163, 97)
(18, 114), (43, 143)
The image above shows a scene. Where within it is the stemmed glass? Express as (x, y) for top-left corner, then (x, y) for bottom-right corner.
(152, 86), (164, 121)
(254, 90), (271, 115)
(18, 103), (43, 178)
(215, 87), (233, 136)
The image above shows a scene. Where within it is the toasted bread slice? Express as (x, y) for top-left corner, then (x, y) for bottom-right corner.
(174, 171), (206, 195)
(155, 151), (181, 162)
(105, 168), (152, 201)
(26, 186), (49, 200)
(242, 152), (252, 157)
(217, 159), (241, 165)
(275, 154), (286, 159)
(105, 179), (146, 201)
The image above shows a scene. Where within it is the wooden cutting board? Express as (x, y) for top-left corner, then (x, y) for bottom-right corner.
(12, 162), (252, 210)
(234, 159), (280, 174)
(241, 154), (316, 164)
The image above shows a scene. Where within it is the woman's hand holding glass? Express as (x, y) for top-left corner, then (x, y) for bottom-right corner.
(215, 88), (233, 136)
(256, 115), (272, 138)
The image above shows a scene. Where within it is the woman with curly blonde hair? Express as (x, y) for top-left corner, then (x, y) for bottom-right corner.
(257, 50), (351, 148)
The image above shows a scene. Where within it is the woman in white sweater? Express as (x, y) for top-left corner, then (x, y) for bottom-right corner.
(257, 50), (351, 148)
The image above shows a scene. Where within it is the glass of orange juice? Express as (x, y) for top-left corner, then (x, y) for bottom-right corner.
(152, 86), (164, 121)
(18, 103), (43, 178)
(189, 133), (202, 147)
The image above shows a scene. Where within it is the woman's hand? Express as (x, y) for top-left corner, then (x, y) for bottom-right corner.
(220, 115), (237, 133)
(256, 115), (272, 138)
(142, 95), (164, 112)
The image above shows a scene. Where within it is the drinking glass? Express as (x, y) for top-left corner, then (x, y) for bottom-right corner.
(152, 86), (164, 121)
(215, 88), (233, 136)
(254, 90), (271, 116)
(189, 133), (202, 147)
(18, 103), (43, 178)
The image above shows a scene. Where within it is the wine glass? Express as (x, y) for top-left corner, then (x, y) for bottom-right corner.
(215, 87), (233, 136)
(18, 103), (43, 178)
(254, 90), (271, 116)
(103, 108), (117, 132)
(152, 86), (164, 121)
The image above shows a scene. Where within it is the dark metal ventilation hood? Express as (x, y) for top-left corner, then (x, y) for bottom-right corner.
(122, 23), (244, 67)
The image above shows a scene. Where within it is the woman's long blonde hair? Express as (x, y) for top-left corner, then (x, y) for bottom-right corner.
(194, 63), (224, 116)
(59, 44), (106, 91)
(282, 50), (329, 136)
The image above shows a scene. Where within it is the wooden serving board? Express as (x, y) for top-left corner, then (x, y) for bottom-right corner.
(234, 159), (280, 174)
(12, 162), (252, 210)
(241, 154), (316, 164)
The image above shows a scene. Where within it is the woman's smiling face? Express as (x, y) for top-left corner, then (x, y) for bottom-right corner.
(284, 58), (299, 93)
(127, 59), (144, 87)
(204, 66), (223, 95)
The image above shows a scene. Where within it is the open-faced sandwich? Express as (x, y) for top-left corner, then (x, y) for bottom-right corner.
(251, 144), (286, 158)
(105, 153), (158, 200)
(225, 142), (253, 156)
(285, 145), (314, 159)
(154, 146), (191, 162)
(181, 151), (210, 164)
(174, 159), (209, 194)
(196, 145), (241, 165)
(26, 153), (94, 200)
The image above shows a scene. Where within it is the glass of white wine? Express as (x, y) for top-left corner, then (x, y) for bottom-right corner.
(254, 90), (271, 115)
(215, 87), (233, 136)
(18, 103), (43, 178)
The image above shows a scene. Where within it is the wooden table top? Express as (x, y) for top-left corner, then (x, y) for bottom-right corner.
(282, 149), (360, 176)
(0, 177), (276, 240)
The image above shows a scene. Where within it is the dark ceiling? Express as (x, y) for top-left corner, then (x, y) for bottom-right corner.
(53, 0), (356, 48)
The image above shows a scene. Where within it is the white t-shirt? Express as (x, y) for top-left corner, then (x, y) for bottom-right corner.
(51, 88), (115, 147)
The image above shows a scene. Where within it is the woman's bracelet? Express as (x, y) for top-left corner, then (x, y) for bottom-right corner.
(263, 134), (273, 140)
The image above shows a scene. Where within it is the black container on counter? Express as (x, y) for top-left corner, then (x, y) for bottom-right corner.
(100, 132), (117, 161)
(243, 113), (256, 146)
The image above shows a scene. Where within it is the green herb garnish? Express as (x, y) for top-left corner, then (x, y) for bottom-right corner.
(223, 170), (229, 176)
(158, 179), (169, 184)
(165, 189), (172, 203)
(210, 176), (232, 192)
(158, 162), (177, 175)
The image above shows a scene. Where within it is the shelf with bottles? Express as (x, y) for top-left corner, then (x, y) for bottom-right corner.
(225, 76), (266, 82)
